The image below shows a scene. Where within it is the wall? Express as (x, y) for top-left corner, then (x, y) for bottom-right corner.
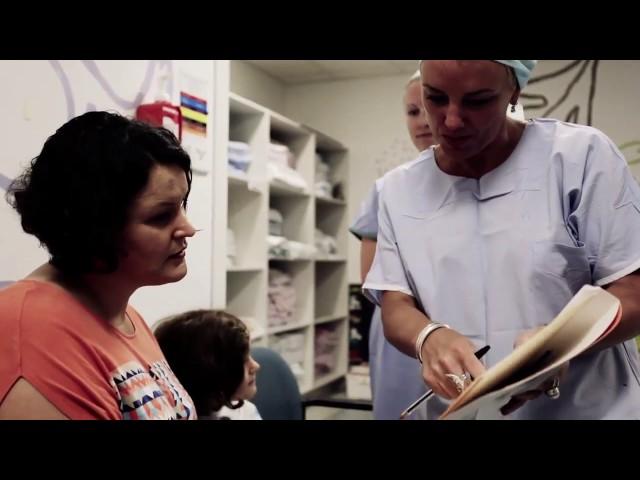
(0, 60), (219, 326)
(230, 61), (286, 114)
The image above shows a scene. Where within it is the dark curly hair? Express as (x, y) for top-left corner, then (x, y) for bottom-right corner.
(154, 310), (250, 417)
(5, 110), (192, 274)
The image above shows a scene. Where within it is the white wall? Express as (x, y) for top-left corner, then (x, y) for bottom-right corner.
(230, 61), (286, 114)
(0, 60), (220, 326)
(283, 60), (640, 283)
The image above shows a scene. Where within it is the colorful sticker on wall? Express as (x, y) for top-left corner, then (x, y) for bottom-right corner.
(180, 92), (208, 138)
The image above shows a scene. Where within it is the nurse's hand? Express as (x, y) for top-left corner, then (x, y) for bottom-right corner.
(499, 327), (570, 415)
(420, 328), (486, 400)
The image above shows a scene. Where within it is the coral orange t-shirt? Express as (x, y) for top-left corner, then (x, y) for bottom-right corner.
(0, 280), (196, 420)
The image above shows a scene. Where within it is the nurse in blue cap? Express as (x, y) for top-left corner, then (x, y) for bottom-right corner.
(365, 60), (640, 419)
(350, 70), (433, 420)
(351, 67), (528, 420)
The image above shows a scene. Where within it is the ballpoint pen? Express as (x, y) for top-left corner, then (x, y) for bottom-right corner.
(399, 345), (491, 420)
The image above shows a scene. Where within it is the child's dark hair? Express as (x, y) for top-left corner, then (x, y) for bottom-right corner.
(154, 310), (250, 417)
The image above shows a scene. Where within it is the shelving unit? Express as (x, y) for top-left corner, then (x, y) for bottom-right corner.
(222, 91), (349, 394)
(226, 93), (269, 348)
(311, 130), (350, 391)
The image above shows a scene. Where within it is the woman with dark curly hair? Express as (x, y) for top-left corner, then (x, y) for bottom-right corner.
(155, 310), (262, 420)
(0, 111), (197, 420)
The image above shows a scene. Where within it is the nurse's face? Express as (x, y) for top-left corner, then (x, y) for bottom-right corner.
(419, 60), (518, 162)
(404, 80), (434, 152)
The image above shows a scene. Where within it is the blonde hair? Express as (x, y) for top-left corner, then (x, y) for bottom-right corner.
(407, 69), (421, 87)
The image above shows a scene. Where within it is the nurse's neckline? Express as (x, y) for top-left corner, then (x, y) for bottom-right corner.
(433, 119), (531, 180)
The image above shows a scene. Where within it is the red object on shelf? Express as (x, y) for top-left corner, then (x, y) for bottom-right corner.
(135, 100), (182, 141)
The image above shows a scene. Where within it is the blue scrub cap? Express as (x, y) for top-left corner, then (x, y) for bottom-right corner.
(417, 60), (537, 89)
(493, 60), (537, 89)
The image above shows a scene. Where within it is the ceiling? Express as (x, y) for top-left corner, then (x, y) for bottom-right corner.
(244, 60), (420, 85)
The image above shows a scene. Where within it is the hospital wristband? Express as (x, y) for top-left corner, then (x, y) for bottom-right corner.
(415, 322), (450, 364)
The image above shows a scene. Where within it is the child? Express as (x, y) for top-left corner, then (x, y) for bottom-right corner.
(154, 310), (261, 420)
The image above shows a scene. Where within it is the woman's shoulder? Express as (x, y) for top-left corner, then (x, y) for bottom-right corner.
(378, 149), (435, 190)
(529, 117), (615, 146)
(524, 119), (629, 192)
(1, 279), (103, 341)
(0, 279), (74, 314)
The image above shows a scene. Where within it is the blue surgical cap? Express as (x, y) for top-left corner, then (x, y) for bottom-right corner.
(494, 60), (537, 89)
(417, 60), (537, 89)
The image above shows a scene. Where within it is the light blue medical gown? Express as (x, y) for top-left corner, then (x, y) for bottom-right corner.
(350, 178), (428, 420)
(364, 118), (640, 420)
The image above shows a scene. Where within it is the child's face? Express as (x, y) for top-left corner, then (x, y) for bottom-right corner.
(233, 354), (260, 400)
